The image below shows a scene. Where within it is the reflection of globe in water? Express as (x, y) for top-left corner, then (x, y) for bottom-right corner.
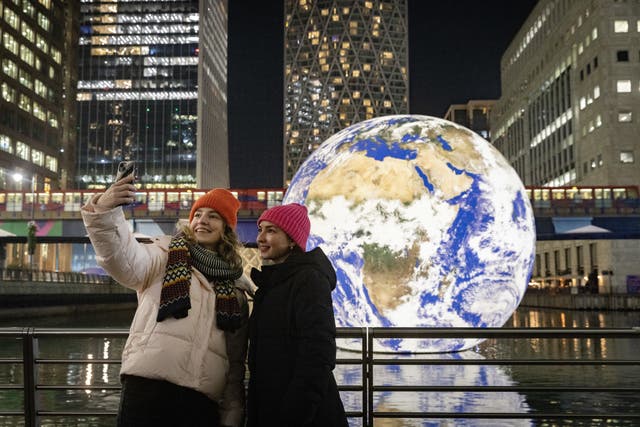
(335, 351), (531, 427)
(284, 115), (536, 352)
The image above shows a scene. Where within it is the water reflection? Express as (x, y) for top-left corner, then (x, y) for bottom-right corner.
(335, 349), (531, 427)
(0, 307), (639, 426)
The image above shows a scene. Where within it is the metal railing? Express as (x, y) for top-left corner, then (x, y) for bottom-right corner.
(1, 327), (639, 426)
(0, 268), (113, 285)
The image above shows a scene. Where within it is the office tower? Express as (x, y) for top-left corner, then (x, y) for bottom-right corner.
(198, 0), (229, 189)
(284, 0), (409, 184)
(492, 0), (640, 187)
(0, 0), (79, 192)
(76, 0), (228, 190)
(444, 100), (496, 142)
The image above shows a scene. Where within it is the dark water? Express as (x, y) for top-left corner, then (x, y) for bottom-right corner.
(1, 307), (639, 427)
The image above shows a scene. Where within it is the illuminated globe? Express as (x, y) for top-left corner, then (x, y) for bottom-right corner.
(284, 115), (536, 353)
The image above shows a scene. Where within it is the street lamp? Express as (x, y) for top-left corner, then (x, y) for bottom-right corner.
(12, 172), (37, 219)
(12, 172), (37, 274)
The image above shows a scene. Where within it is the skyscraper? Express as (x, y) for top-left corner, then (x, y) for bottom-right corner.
(0, 0), (79, 192)
(76, 0), (228, 190)
(197, 0), (229, 189)
(284, 0), (408, 184)
(492, 0), (640, 187)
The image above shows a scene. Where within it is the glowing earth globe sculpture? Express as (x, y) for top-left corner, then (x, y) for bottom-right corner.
(284, 115), (536, 353)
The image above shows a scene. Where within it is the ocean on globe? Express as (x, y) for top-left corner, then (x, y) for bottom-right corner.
(284, 115), (536, 353)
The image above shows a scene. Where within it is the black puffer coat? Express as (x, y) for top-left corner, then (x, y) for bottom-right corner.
(247, 247), (348, 427)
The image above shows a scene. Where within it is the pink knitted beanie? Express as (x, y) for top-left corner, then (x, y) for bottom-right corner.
(258, 203), (311, 250)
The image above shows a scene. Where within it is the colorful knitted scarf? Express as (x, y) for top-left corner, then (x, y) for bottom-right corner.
(157, 234), (244, 331)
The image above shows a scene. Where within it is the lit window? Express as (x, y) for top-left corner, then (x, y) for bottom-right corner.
(0, 135), (13, 153)
(614, 20), (628, 33)
(3, 33), (19, 55)
(32, 149), (44, 166)
(596, 114), (602, 127)
(616, 80), (631, 93)
(21, 21), (35, 42)
(33, 102), (45, 121)
(23, 2), (36, 17)
(37, 12), (50, 32)
(594, 85), (600, 99)
(20, 45), (35, 66)
(579, 97), (586, 110)
(36, 34), (48, 54)
(620, 151), (634, 163)
(618, 111), (632, 122)
(50, 46), (61, 64)
(18, 94), (31, 112)
(45, 155), (57, 172)
(19, 69), (33, 89)
(47, 111), (58, 128)
(34, 79), (46, 98)
(1, 83), (15, 103)
(16, 141), (30, 161)
(4, 8), (20, 30)
(2, 59), (18, 79)
(592, 27), (598, 39)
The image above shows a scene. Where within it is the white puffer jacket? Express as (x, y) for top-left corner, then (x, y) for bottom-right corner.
(82, 200), (253, 427)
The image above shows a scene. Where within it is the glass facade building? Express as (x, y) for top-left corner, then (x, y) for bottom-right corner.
(284, 0), (409, 184)
(0, 0), (78, 192)
(76, 0), (207, 190)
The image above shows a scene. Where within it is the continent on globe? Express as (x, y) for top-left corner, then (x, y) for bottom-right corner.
(284, 115), (536, 353)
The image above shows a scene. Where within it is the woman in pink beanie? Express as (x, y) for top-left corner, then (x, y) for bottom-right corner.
(246, 203), (348, 427)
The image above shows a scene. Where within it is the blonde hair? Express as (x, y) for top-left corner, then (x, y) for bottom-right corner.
(176, 219), (243, 270)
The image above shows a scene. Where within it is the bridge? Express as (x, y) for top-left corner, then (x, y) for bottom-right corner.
(0, 184), (639, 241)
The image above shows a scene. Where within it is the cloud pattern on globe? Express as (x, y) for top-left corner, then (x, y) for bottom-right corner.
(284, 115), (536, 352)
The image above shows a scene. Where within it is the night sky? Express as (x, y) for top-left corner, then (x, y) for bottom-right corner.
(227, 1), (539, 188)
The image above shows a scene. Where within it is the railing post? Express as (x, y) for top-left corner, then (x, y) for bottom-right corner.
(366, 327), (374, 427)
(360, 327), (368, 427)
(22, 327), (36, 427)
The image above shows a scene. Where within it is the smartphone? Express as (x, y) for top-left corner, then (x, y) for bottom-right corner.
(115, 161), (136, 207)
(115, 160), (136, 182)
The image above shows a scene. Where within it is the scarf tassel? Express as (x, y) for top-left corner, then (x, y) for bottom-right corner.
(216, 293), (243, 331)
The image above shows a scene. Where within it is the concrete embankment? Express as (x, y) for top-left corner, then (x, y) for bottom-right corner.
(521, 292), (640, 310)
(0, 280), (136, 319)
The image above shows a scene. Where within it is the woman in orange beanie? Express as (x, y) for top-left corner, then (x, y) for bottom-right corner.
(82, 174), (252, 427)
(247, 203), (348, 427)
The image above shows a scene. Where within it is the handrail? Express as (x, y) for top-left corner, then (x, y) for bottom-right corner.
(0, 327), (639, 426)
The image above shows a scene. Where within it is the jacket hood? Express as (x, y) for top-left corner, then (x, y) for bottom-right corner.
(251, 247), (337, 291)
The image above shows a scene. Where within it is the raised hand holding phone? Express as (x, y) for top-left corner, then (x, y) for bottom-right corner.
(98, 160), (136, 207)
